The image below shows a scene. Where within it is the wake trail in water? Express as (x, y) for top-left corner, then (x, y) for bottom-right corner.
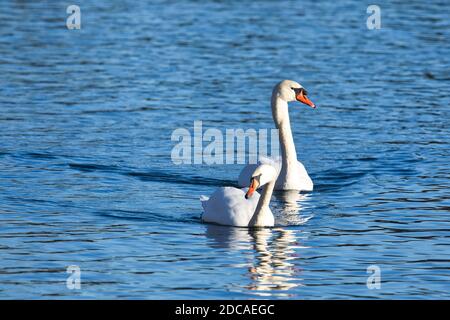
(69, 163), (238, 188)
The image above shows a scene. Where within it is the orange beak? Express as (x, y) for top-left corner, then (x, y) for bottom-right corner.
(245, 178), (257, 199)
(296, 90), (316, 108)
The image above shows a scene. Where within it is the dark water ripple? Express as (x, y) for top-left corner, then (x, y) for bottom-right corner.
(0, 0), (449, 299)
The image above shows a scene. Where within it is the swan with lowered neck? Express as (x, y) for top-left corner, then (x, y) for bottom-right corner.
(201, 164), (278, 227)
(238, 80), (316, 191)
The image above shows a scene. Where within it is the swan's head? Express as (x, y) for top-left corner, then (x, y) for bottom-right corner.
(245, 164), (278, 199)
(274, 79), (316, 108)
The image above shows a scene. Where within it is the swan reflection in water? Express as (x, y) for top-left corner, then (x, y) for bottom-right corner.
(205, 226), (309, 297)
(247, 227), (304, 294)
(273, 191), (312, 218)
(204, 189), (311, 296)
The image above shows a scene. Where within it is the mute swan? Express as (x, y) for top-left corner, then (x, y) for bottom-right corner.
(238, 80), (316, 191)
(201, 164), (278, 227)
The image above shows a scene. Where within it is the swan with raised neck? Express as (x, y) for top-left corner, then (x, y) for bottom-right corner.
(238, 80), (315, 191)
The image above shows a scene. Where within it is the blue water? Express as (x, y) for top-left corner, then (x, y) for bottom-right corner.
(1, 0), (449, 299)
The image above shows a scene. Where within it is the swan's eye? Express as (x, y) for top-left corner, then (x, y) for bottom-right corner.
(292, 87), (308, 96)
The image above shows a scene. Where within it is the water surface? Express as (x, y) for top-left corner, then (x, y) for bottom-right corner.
(0, 0), (449, 299)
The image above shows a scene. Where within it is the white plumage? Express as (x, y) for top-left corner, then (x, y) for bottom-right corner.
(237, 156), (313, 191)
(201, 164), (277, 227)
(201, 187), (273, 227)
(238, 80), (315, 192)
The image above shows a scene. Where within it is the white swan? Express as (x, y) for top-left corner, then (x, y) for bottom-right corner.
(201, 164), (278, 227)
(238, 80), (316, 191)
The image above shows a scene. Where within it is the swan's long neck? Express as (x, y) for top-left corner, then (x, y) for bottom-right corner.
(250, 180), (275, 226)
(271, 96), (298, 172)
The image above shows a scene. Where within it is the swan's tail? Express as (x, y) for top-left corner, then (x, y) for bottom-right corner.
(200, 195), (209, 210)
